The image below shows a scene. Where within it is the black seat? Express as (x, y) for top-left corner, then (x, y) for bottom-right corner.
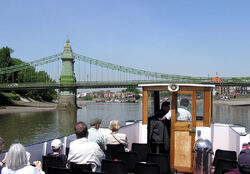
(70, 162), (92, 174)
(132, 143), (149, 161)
(134, 162), (160, 174)
(213, 149), (237, 166)
(146, 153), (170, 174)
(42, 156), (67, 174)
(118, 151), (139, 172)
(82, 172), (106, 174)
(48, 167), (72, 174)
(101, 159), (127, 174)
(106, 144), (125, 160)
(239, 165), (250, 174)
(214, 159), (237, 174)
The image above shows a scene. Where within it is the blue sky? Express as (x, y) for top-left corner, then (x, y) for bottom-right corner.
(0, 0), (250, 77)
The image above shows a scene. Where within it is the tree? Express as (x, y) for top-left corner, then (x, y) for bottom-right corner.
(0, 46), (57, 102)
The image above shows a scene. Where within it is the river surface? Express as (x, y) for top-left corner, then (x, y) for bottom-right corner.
(0, 101), (250, 150)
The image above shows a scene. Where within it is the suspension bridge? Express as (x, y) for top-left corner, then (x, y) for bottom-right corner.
(0, 40), (249, 109)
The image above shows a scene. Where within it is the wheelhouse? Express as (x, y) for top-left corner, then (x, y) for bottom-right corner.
(139, 83), (214, 172)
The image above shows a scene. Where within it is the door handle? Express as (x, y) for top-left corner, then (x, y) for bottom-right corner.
(188, 127), (196, 133)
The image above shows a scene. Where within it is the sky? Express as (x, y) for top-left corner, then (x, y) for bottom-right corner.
(0, 0), (250, 77)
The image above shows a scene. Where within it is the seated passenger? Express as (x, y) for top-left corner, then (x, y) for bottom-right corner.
(0, 137), (5, 174)
(67, 121), (105, 172)
(105, 120), (128, 150)
(238, 148), (250, 167)
(88, 118), (106, 151)
(47, 139), (67, 163)
(1, 143), (44, 174)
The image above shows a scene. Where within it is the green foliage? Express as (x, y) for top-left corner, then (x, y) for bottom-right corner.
(83, 95), (93, 101)
(1, 92), (20, 100)
(125, 87), (140, 95)
(0, 47), (57, 102)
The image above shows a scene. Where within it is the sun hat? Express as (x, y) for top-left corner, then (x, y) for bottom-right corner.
(51, 139), (63, 150)
(90, 118), (102, 126)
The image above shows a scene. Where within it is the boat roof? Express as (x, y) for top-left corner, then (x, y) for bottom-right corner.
(138, 83), (215, 88)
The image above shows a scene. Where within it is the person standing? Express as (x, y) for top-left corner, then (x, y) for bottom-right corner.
(68, 121), (105, 172)
(88, 118), (106, 151)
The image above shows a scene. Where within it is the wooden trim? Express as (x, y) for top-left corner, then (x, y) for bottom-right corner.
(170, 92), (177, 169)
(180, 86), (206, 91)
(143, 86), (169, 91)
(174, 166), (193, 173)
(203, 90), (212, 127)
(142, 89), (148, 125)
(177, 91), (193, 94)
(191, 91), (196, 169)
(196, 121), (204, 127)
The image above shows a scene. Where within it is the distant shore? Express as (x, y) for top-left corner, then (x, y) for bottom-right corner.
(0, 101), (57, 115)
(213, 97), (250, 106)
(1, 97), (250, 115)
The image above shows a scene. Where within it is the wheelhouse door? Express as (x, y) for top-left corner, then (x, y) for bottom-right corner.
(170, 91), (196, 173)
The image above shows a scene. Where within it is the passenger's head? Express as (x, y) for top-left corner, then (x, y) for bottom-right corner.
(74, 121), (88, 139)
(180, 98), (189, 107)
(51, 139), (63, 153)
(6, 143), (28, 170)
(0, 137), (4, 153)
(161, 101), (170, 113)
(90, 118), (102, 130)
(109, 120), (120, 132)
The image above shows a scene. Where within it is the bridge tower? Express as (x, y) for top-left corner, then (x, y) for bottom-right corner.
(57, 39), (77, 110)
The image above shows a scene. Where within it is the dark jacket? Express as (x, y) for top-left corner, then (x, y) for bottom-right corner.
(148, 119), (170, 152)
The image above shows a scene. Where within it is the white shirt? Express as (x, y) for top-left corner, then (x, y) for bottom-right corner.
(2, 166), (42, 174)
(164, 108), (192, 121)
(67, 137), (105, 172)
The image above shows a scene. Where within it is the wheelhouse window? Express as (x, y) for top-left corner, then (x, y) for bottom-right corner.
(177, 93), (192, 121)
(196, 91), (204, 121)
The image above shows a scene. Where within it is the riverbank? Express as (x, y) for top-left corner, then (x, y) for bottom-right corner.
(213, 97), (250, 106)
(0, 101), (57, 115)
(1, 97), (250, 115)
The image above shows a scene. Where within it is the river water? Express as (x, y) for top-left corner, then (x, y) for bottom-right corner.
(0, 102), (250, 150)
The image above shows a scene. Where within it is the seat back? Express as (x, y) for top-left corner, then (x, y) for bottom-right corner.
(101, 159), (127, 174)
(214, 159), (237, 174)
(132, 143), (149, 161)
(134, 162), (160, 174)
(70, 162), (92, 174)
(83, 172), (106, 174)
(106, 144), (125, 160)
(146, 153), (170, 174)
(213, 149), (237, 166)
(118, 151), (139, 172)
(48, 167), (72, 174)
(239, 165), (250, 174)
(42, 156), (67, 174)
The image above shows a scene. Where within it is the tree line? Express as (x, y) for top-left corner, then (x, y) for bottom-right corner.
(0, 47), (57, 102)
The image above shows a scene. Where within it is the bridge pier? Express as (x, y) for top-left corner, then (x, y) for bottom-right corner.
(57, 39), (77, 110)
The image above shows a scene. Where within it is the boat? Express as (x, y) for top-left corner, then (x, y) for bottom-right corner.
(0, 83), (249, 173)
